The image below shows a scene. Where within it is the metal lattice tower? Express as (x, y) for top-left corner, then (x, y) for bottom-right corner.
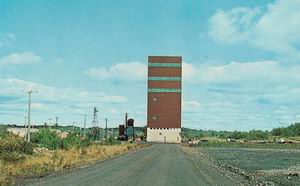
(92, 107), (99, 127)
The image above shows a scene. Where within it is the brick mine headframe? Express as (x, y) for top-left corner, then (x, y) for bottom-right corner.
(146, 56), (182, 143)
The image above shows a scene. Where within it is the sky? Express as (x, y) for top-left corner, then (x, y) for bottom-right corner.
(1, 0), (300, 131)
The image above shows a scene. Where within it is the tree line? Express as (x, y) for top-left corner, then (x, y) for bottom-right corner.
(182, 123), (300, 140)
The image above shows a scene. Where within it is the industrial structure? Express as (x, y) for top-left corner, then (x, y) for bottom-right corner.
(118, 113), (135, 141)
(92, 107), (99, 128)
(147, 56), (182, 143)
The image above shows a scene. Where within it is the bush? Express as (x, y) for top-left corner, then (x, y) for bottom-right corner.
(0, 135), (34, 162)
(246, 130), (269, 140)
(105, 137), (120, 145)
(272, 128), (283, 136)
(0, 152), (25, 162)
(0, 125), (8, 138)
(62, 134), (81, 149)
(32, 129), (60, 150)
(81, 138), (92, 147)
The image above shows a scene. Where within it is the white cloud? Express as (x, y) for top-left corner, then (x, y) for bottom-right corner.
(193, 61), (283, 85)
(31, 103), (45, 109)
(184, 61), (300, 107)
(0, 78), (127, 104)
(2, 58), (300, 129)
(0, 77), (131, 126)
(209, 0), (300, 60)
(209, 7), (260, 43)
(183, 100), (201, 113)
(0, 52), (42, 66)
(88, 60), (292, 87)
(0, 78), (128, 116)
(180, 60), (300, 130)
(85, 62), (147, 81)
(182, 62), (196, 82)
(86, 61), (195, 82)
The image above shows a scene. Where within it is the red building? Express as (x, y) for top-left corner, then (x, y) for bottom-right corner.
(147, 56), (182, 143)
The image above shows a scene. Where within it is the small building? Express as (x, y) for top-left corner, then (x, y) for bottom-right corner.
(6, 127), (39, 138)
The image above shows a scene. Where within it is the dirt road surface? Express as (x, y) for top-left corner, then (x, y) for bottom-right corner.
(27, 144), (243, 186)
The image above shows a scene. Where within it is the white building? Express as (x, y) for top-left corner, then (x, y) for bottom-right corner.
(6, 127), (39, 138)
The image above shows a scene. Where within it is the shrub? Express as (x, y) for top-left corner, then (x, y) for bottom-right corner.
(229, 131), (247, 139)
(0, 152), (25, 162)
(105, 136), (120, 145)
(246, 130), (269, 140)
(62, 134), (81, 149)
(32, 129), (60, 150)
(81, 138), (92, 147)
(0, 125), (8, 138)
(21, 141), (34, 155)
(0, 135), (34, 162)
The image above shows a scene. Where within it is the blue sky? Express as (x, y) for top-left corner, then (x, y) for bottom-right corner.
(1, 0), (300, 130)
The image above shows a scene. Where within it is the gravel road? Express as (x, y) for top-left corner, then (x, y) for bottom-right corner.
(27, 144), (241, 186)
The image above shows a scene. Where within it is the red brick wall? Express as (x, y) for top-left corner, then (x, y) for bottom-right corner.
(148, 56), (182, 63)
(147, 93), (181, 128)
(148, 81), (181, 89)
(147, 56), (182, 129)
(148, 68), (181, 77)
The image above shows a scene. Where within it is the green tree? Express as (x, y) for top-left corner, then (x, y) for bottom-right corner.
(272, 127), (283, 136)
(246, 130), (269, 140)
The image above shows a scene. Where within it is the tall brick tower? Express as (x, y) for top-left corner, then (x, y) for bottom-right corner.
(147, 56), (182, 143)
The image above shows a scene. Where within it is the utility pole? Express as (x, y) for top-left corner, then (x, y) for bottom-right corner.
(105, 118), (108, 141)
(72, 122), (76, 133)
(55, 117), (59, 129)
(49, 118), (52, 130)
(84, 114), (87, 139)
(23, 90), (37, 143)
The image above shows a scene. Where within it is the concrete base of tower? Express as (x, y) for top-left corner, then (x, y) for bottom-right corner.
(146, 127), (181, 143)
